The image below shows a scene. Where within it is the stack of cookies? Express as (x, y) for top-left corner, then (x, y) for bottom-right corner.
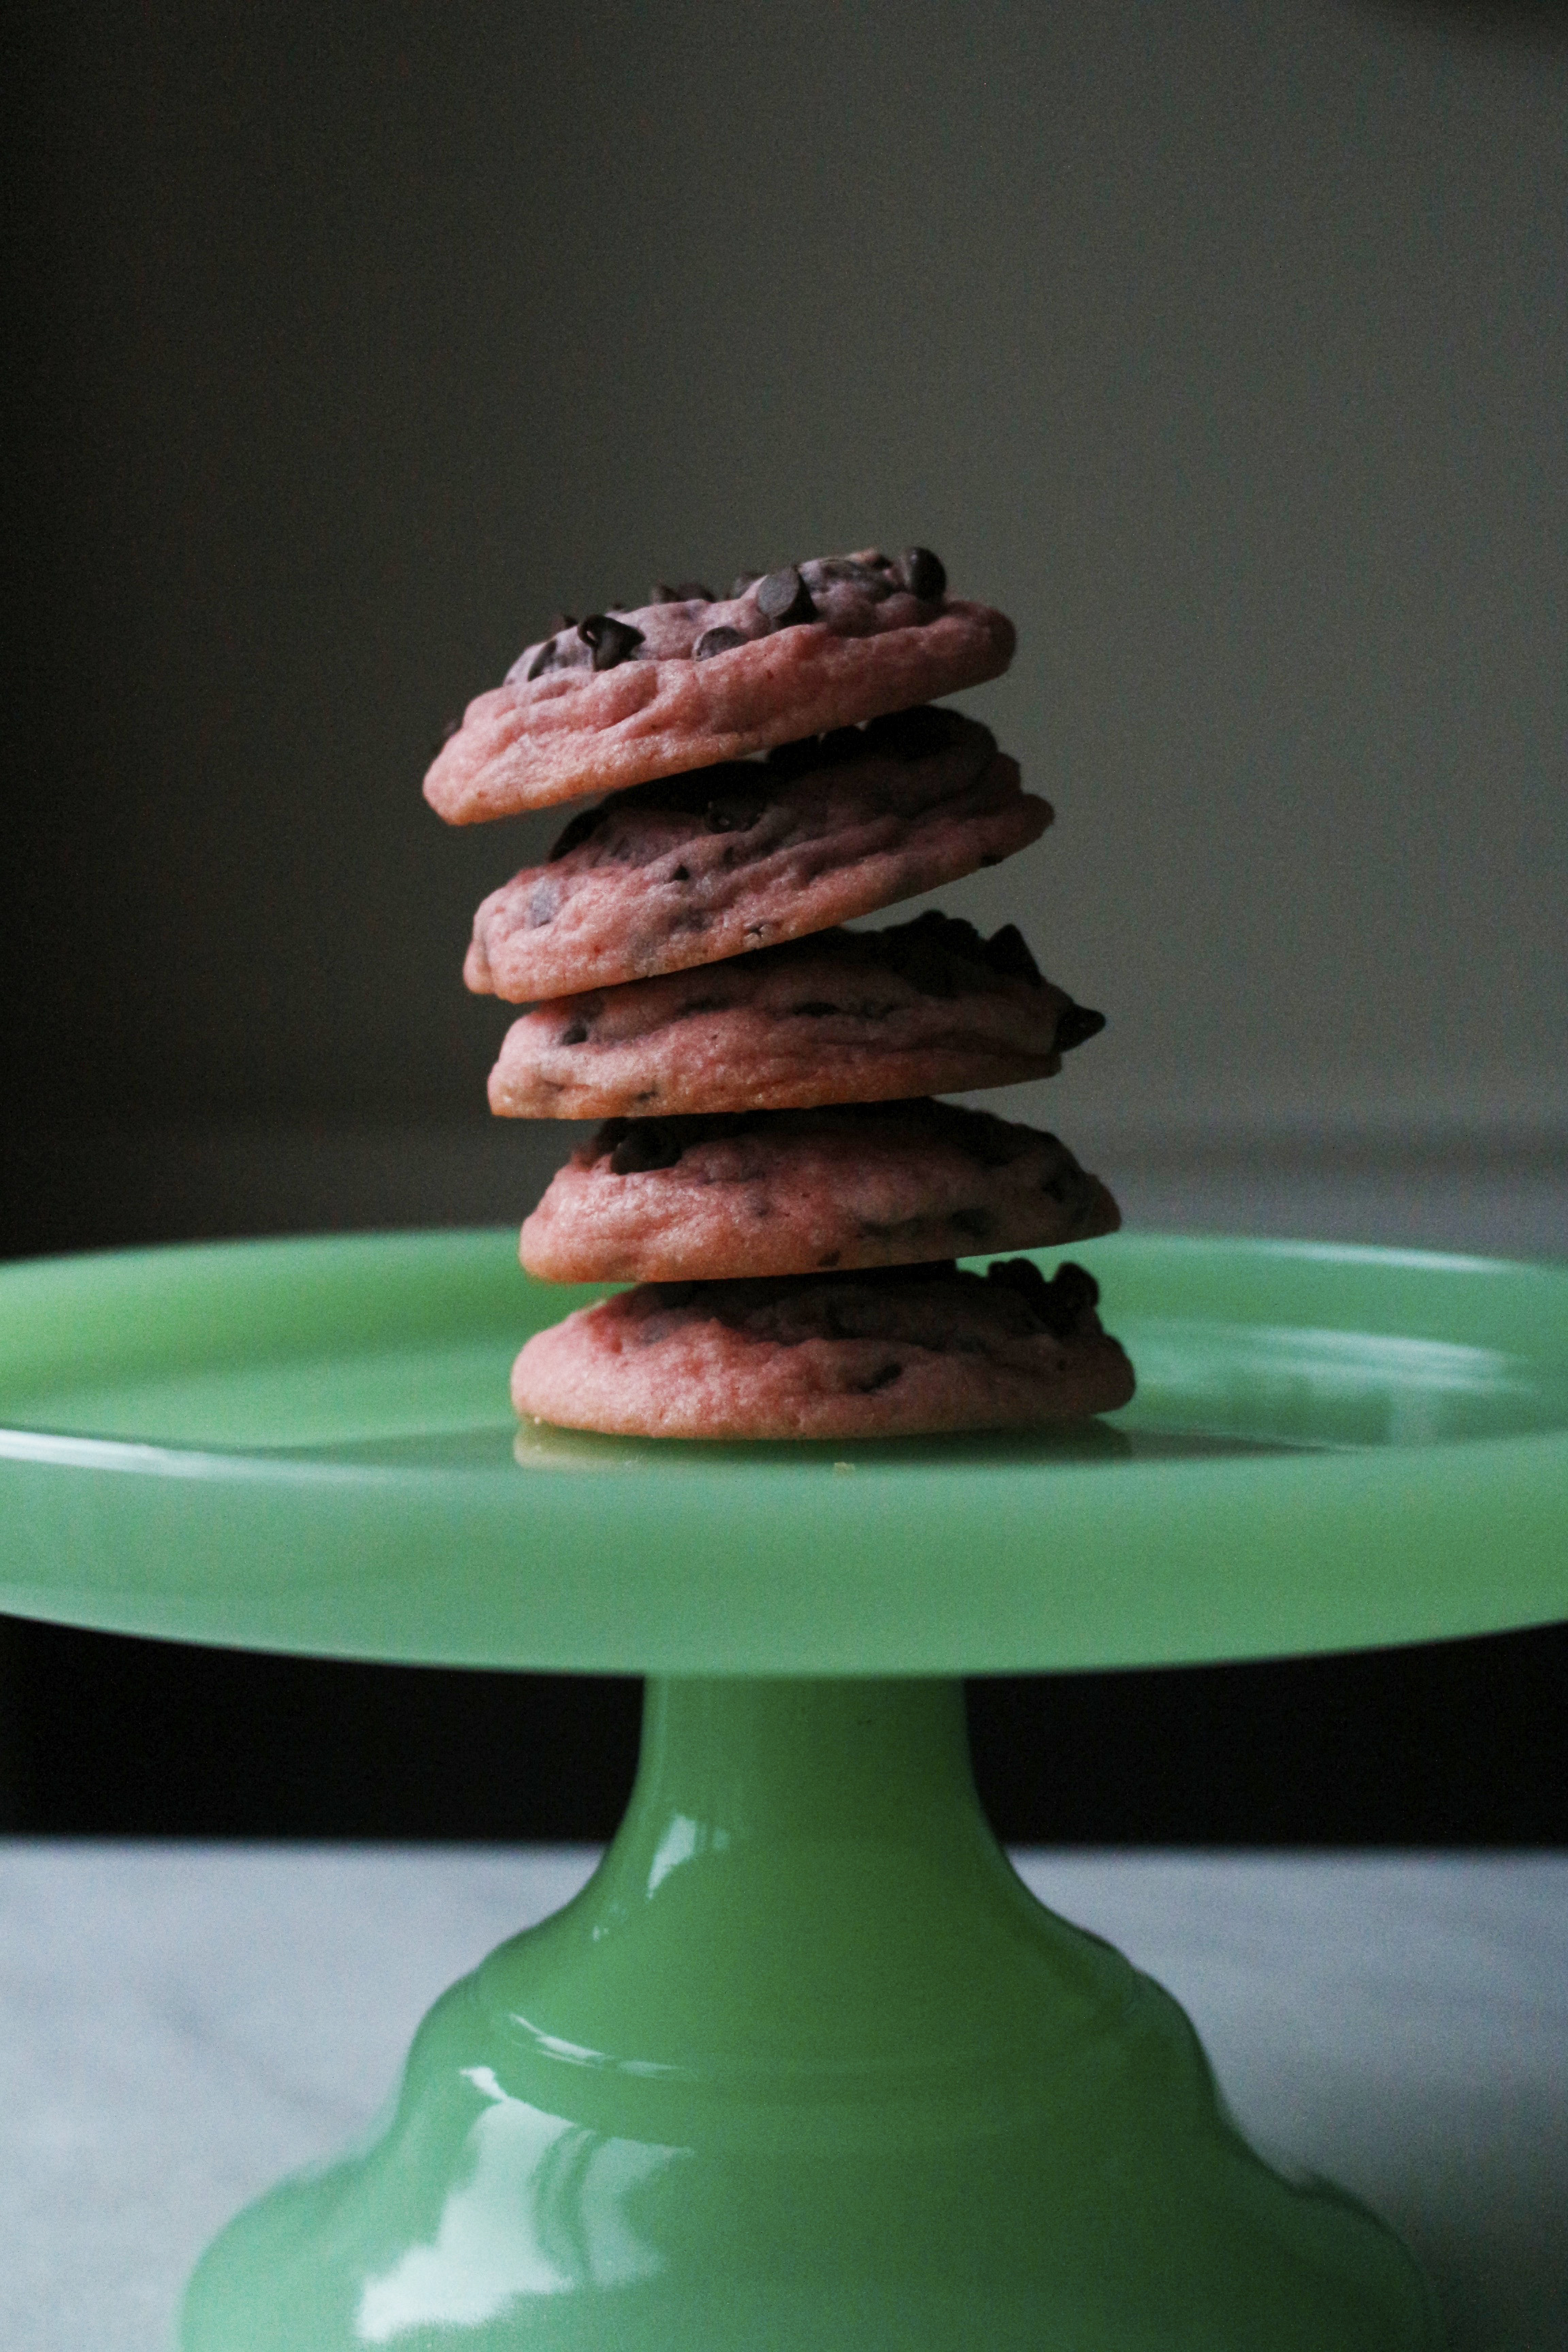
(426, 548), (1134, 1439)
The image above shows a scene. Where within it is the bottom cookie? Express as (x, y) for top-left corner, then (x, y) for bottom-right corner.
(512, 1258), (1135, 1440)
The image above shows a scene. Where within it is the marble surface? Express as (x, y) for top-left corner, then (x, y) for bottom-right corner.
(1, 1844), (1564, 2351)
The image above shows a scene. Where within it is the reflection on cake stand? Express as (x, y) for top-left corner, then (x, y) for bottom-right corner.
(3, 1228), (1565, 2349)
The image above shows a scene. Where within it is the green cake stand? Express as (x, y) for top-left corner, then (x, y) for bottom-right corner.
(4, 1228), (1567, 2350)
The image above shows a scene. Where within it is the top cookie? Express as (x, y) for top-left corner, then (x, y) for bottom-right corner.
(423, 547), (1015, 822)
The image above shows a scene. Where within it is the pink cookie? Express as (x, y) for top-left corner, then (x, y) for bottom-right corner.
(424, 548), (1015, 821)
(521, 1100), (1121, 1284)
(464, 708), (1049, 1001)
(487, 911), (1102, 1121)
(512, 1258), (1136, 1440)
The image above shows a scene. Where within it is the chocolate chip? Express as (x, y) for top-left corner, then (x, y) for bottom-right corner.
(558, 1020), (589, 1047)
(863, 704), (964, 759)
(881, 909), (987, 996)
(983, 924), (1043, 985)
(853, 1361), (904, 1394)
(958, 1114), (1026, 1169)
(765, 735), (822, 777)
(804, 557), (893, 598)
(986, 1256), (1051, 1310)
(547, 612), (578, 635)
(525, 642), (558, 681)
(1044, 1261), (1100, 1333)
(549, 807), (604, 861)
(1054, 1002), (1107, 1052)
(693, 625), (746, 661)
(755, 566), (817, 628)
(670, 864), (690, 882)
(651, 1281), (697, 1309)
(989, 1257), (1099, 1337)
(705, 791), (766, 834)
(730, 571), (762, 597)
(608, 1120), (685, 1175)
(578, 614), (644, 671)
(525, 879), (560, 928)
(897, 546), (946, 600)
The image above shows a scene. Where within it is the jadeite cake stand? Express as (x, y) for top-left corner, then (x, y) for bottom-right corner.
(3, 1229), (1566, 2351)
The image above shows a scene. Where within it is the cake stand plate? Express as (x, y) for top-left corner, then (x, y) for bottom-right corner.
(3, 1230), (1565, 2350)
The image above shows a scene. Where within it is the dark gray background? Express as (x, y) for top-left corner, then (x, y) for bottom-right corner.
(9, 0), (1565, 1140)
(4, 0), (1564, 1839)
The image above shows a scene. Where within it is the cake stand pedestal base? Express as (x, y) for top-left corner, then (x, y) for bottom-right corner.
(182, 1677), (1440, 2350)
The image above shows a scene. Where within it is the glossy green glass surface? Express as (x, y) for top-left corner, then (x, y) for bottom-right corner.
(181, 1678), (1441, 2351)
(5, 1230), (1522, 2344)
(1, 1229), (1564, 1672)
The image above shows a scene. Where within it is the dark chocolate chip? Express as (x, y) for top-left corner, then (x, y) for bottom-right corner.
(670, 864), (690, 882)
(558, 1020), (589, 1047)
(525, 642), (558, 681)
(804, 557), (893, 598)
(651, 1281), (697, 1309)
(853, 1361), (904, 1394)
(989, 1257), (1099, 1337)
(881, 909), (987, 996)
(1054, 1002), (1107, 1053)
(985, 1256), (1051, 1309)
(608, 1120), (685, 1175)
(705, 791), (766, 834)
(730, 571), (762, 597)
(693, 625), (746, 661)
(862, 704), (964, 759)
(578, 613), (645, 671)
(1043, 1261), (1100, 1334)
(897, 546), (947, 600)
(755, 566), (817, 628)
(983, 924), (1043, 985)
(547, 612), (578, 635)
(765, 735), (822, 777)
(618, 767), (732, 819)
(959, 1114), (1026, 1170)
(549, 807), (605, 861)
